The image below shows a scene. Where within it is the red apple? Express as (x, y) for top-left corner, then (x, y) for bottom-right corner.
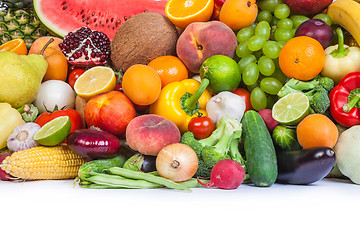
(282, 0), (333, 18)
(84, 91), (136, 138)
(211, 0), (227, 20)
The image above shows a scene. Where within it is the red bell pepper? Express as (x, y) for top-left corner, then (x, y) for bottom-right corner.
(329, 71), (360, 127)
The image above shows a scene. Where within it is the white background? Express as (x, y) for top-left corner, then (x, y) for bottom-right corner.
(1, 177), (359, 240)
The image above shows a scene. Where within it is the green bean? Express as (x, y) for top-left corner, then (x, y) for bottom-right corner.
(79, 183), (125, 189)
(87, 172), (164, 189)
(106, 167), (192, 192)
(178, 178), (210, 188)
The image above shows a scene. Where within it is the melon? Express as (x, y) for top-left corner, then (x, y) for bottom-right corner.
(33, 0), (169, 40)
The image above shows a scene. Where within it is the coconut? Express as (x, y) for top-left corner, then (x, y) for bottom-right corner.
(110, 12), (179, 72)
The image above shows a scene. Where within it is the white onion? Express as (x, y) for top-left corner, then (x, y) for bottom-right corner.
(33, 80), (75, 114)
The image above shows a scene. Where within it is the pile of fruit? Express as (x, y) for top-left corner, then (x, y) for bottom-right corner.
(1, 0), (360, 191)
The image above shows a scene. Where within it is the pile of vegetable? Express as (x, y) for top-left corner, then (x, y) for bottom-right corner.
(2, 0), (360, 191)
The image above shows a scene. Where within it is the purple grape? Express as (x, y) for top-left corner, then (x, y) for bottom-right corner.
(295, 19), (333, 49)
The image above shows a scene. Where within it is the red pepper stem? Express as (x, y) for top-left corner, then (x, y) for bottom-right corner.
(343, 94), (360, 113)
(184, 78), (209, 110)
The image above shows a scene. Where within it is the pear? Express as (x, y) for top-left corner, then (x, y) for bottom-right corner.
(0, 51), (48, 108)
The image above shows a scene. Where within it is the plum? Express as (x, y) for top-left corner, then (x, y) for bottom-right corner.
(295, 19), (333, 49)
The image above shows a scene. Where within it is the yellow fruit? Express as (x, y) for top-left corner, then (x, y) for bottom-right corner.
(74, 66), (116, 101)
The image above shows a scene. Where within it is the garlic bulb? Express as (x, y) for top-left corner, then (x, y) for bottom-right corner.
(7, 122), (41, 152)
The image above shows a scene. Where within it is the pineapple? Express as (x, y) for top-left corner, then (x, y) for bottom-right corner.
(2, 0), (33, 10)
(0, 3), (49, 49)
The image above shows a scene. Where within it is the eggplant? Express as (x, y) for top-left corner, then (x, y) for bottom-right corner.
(276, 147), (336, 185)
(123, 153), (157, 173)
(67, 128), (121, 159)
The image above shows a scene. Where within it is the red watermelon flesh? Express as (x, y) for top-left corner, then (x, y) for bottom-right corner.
(34, 0), (168, 40)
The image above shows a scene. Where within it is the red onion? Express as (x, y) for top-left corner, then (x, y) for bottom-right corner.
(0, 152), (12, 181)
(66, 128), (121, 160)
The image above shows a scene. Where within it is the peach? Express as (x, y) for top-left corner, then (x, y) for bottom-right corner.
(84, 91), (136, 137)
(176, 21), (237, 73)
(126, 114), (181, 156)
(28, 36), (63, 54)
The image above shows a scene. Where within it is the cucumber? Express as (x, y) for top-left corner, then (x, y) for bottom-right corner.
(242, 110), (277, 187)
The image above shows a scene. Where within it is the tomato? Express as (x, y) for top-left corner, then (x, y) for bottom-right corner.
(35, 108), (85, 133)
(188, 116), (215, 140)
(232, 87), (254, 112)
(68, 68), (85, 89)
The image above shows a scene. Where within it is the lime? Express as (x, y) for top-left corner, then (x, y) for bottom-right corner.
(272, 92), (310, 125)
(199, 55), (241, 94)
(33, 116), (71, 146)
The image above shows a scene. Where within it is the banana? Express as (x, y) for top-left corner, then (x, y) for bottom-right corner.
(327, 0), (360, 46)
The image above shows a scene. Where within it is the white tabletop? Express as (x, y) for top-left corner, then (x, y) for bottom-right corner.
(1, 177), (359, 240)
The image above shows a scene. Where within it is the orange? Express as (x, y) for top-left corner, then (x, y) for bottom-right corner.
(148, 55), (189, 88)
(0, 38), (28, 55)
(122, 64), (162, 106)
(42, 47), (68, 82)
(279, 36), (325, 81)
(165, 0), (214, 29)
(219, 0), (258, 31)
(296, 114), (338, 149)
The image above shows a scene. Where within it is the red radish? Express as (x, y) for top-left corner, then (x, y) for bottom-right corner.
(197, 159), (246, 189)
(257, 109), (279, 132)
(0, 152), (12, 181)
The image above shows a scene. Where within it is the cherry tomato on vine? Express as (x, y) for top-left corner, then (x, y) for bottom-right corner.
(68, 68), (85, 89)
(188, 116), (215, 140)
(232, 87), (254, 112)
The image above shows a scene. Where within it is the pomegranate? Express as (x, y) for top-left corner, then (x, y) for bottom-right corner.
(59, 27), (111, 67)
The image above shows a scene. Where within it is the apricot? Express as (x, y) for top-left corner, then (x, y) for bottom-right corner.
(29, 36), (63, 54)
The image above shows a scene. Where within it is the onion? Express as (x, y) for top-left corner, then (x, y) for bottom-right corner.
(66, 128), (121, 160)
(156, 143), (198, 182)
(6, 122), (41, 152)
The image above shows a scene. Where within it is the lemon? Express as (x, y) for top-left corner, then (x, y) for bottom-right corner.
(33, 116), (71, 146)
(74, 66), (116, 100)
(272, 92), (310, 125)
(199, 55), (241, 94)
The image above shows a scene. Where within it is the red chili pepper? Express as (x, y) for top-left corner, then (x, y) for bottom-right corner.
(329, 71), (360, 127)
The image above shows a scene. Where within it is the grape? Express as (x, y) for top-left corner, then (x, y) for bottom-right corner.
(266, 94), (278, 109)
(260, 77), (283, 95)
(258, 0), (282, 13)
(257, 10), (273, 23)
(248, 35), (267, 51)
(237, 25), (256, 42)
(290, 15), (310, 29)
(236, 40), (253, 58)
(246, 81), (259, 92)
(262, 41), (281, 59)
(271, 68), (288, 84)
(270, 17), (279, 27)
(277, 18), (293, 30)
(255, 21), (271, 39)
(274, 28), (293, 42)
(238, 54), (257, 73)
(258, 56), (275, 76)
(242, 62), (259, 86)
(313, 13), (333, 26)
(250, 87), (267, 111)
(274, 4), (290, 20)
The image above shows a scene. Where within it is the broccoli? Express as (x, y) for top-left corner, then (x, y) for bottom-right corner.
(277, 76), (334, 114)
(181, 115), (245, 178)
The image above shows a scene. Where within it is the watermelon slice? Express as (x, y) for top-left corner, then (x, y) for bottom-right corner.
(33, 0), (168, 40)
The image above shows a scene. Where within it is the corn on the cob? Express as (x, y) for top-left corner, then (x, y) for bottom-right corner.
(0, 145), (87, 180)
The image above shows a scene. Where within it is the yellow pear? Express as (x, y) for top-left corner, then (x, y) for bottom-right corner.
(0, 51), (48, 108)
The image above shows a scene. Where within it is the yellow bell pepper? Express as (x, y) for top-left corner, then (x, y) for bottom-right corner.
(0, 102), (25, 149)
(149, 78), (212, 133)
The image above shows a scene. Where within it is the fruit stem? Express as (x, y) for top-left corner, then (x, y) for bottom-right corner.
(330, 28), (350, 58)
(40, 38), (55, 55)
(343, 88), (360, 112)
